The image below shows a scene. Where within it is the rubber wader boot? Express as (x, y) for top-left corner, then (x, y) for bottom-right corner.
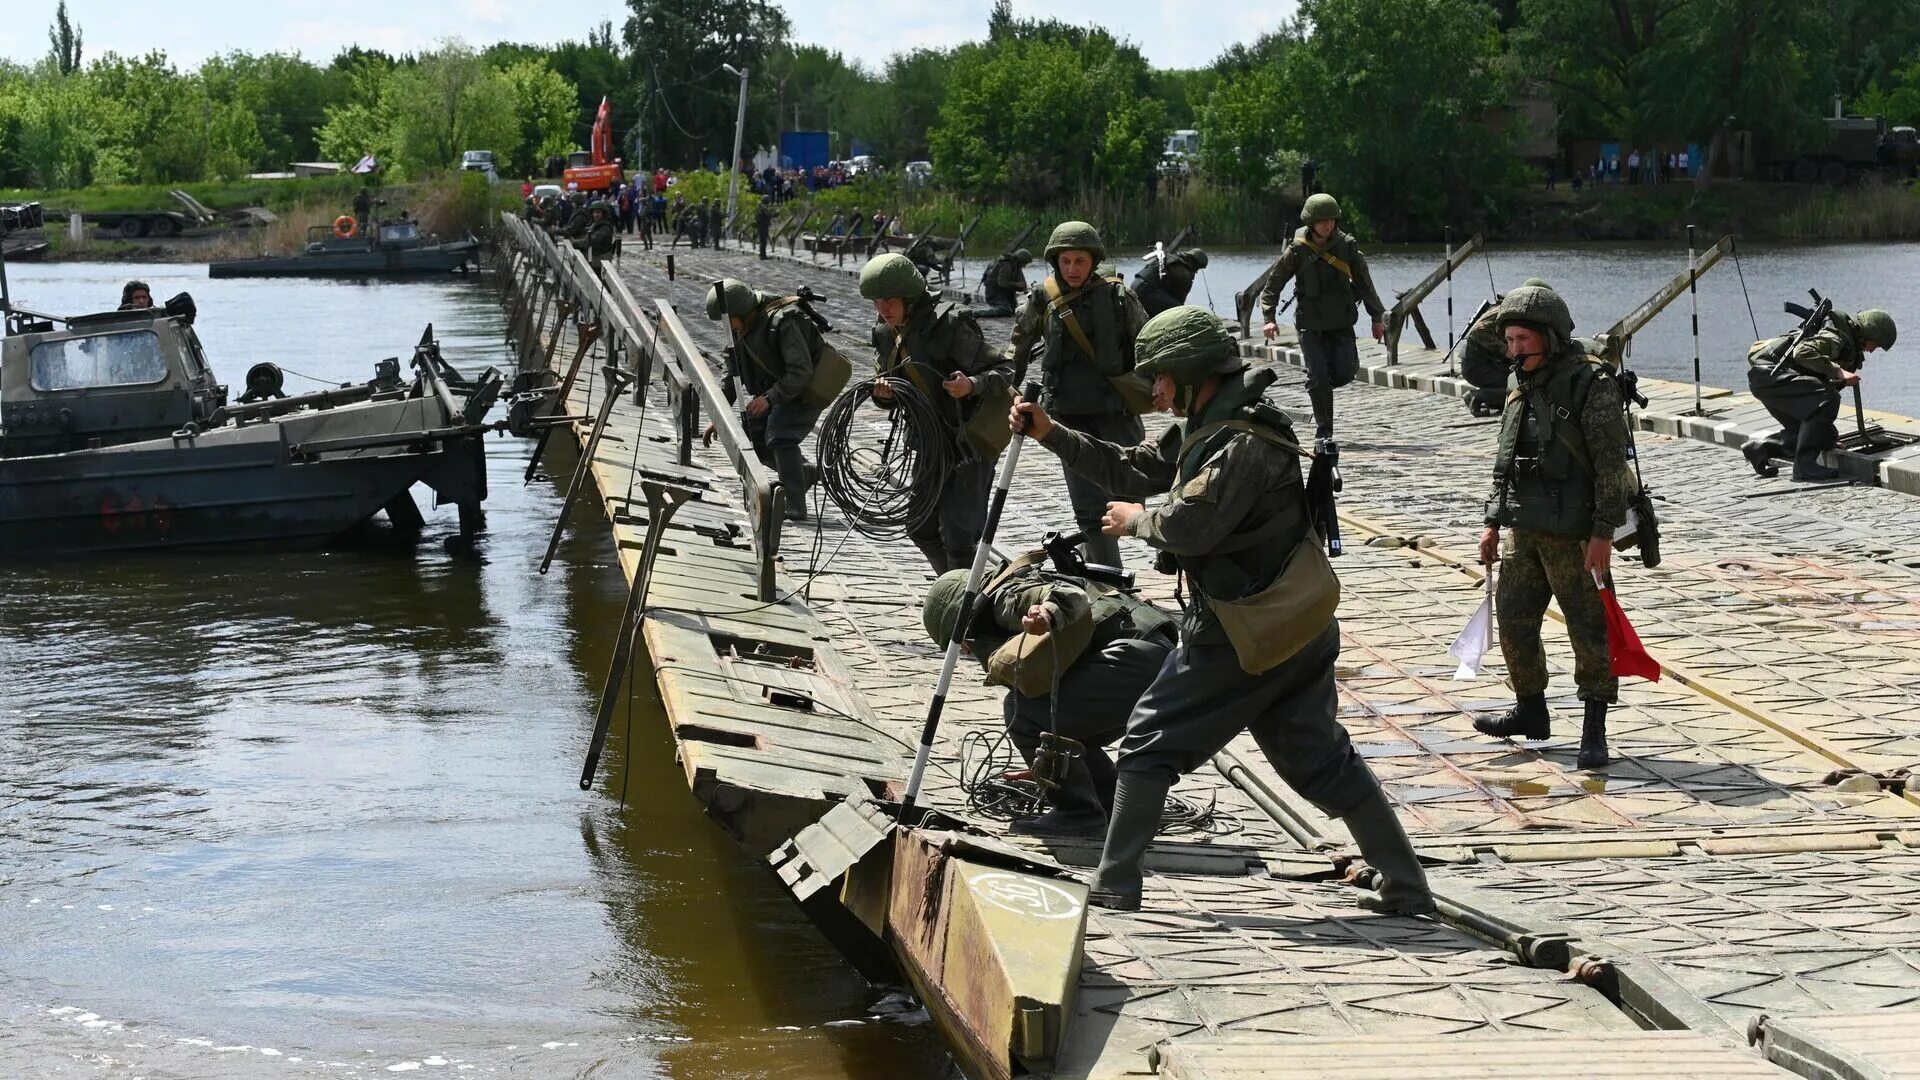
(1342, 786), (1437, 916)
(1740, 438), (1780, 478)
(912, 540), (953, 575)
(1011, 757), (1110, 837)
(1794, 419), (1841, 482)
(773, 445), (810, 521)
(1474, 692), (1550, 741)
(1578, 698), (1610, 770)
(1088, 771), (1173, 911)
(944, 545), (978, 574)
(1081, 531), (1123, 571)
(1309, 385), (1335, 439)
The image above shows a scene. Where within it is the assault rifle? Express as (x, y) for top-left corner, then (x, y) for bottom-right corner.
(1042, 530), (1135, 591)
(1769, 289), (1834, 380)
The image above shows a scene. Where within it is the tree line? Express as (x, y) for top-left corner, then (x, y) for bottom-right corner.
(7, 0), (1920, 235)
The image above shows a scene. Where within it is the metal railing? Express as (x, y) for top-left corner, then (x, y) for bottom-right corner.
(498, 214), (783, 601)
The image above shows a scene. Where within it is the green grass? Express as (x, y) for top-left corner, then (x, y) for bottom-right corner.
(0, 175), (365, 214)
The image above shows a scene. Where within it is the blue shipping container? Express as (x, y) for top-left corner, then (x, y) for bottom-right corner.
(780, 131), (831, 172)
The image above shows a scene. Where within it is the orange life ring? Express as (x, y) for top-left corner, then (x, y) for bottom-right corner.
(333, 215), (359, 238)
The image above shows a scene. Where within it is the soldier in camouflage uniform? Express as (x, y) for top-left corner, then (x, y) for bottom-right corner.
(1009, 222), (1151, 571)
(570, 202), (617, 265)
(1011, 305), (1432, 916)
(1741, 308), (1897, 481)
(921, 561), (1179, 836)
(1258, 194), (1387, 439)
(978, 248), (1034, 317)
(1474, 285), (1632, 770)
(861, 253), (1014, 573)
(706, 279), (827, 520)
(1133, 248), (1210, 318)
(1459, 278), (1552, 416)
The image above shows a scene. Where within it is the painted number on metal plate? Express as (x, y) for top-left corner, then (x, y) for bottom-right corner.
(967, 871), (1082, 920)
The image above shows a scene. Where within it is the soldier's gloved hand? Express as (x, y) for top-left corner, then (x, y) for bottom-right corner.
(1102, 501), (1144, 537)
(1478, 526), (1500, 566)
(1262, 321), (1279, 341)
(1021, 605), (1052, 635)
(1010, 397), (1051, 440)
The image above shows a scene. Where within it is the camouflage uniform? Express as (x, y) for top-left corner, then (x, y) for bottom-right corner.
(1257, 195), (1386, 438)
(572, 207), (617, 264)
(1478, 285), (1631, 768)
(754, 202), (773, 259)
(1133, 249), (1208, 318)
(979, 250), (1033, 317)
(1742, 309), (1895, 481)
(1460, 279), (1551, 416)
(1010, 222), (1151, 570)
(1036, 305), (1430, 915)
(709, 279), (825, 520)
(862, 254), (1013, 573)
(923, 563), (1178, 834)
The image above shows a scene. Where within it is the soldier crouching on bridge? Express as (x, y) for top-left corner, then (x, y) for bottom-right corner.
(706, 279), (840, 521)
(1010, 305), (1433, 916)
(920, 557), (1178, 837)
(1741, 308), (1897, 482)
(979, 248), (1034, 317)
(1474, 285), (1630, 770)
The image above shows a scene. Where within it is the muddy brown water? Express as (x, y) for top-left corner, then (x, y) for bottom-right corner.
(0, 263), (952, 1078)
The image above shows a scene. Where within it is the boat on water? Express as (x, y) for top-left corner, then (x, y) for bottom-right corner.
(208, 217), (480, 279)
(1, 203), (504, 555)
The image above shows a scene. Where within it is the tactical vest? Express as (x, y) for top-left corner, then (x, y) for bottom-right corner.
(1289, 228), (1363, 332)
(739, 300), (822, 397)
(1168, 394), (1309, 636)
(1038, 275), (1134, 416)
(871, 297), (983, 435)
(1492, 351), (1608, 537)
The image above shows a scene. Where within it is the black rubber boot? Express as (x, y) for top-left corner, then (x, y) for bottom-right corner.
(1793, 419), (1842, 481)
(944, 546), (978, 574)
(1088, 772), (1173, 912)
(1308, 386), (1335, 439)
(912, 540), (952, 575)
(1474, 692), (1550, 741)
(1792, 451), (1840, 482)
(1577, 699), (1611, 770)
(1012, 748), (1110, 837)
(1080, 530), (1123, 571)
(1740, 438), (1779, 478)
(1342, 786), (1436, 916)
(773, 445), (810, 521)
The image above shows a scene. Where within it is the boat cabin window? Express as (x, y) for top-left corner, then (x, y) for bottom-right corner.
(30, 329), (169, 391)
(379, 222), (421, 244)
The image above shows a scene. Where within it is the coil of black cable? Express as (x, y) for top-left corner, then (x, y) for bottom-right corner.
(814, 375), (955, 541)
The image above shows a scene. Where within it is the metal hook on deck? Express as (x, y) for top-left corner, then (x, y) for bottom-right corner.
(580, 479), (699, 791)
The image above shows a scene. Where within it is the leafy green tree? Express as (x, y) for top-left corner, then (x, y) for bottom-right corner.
(47, 1), (82, 77)
(1853, 53), (1920, 125)
(624, 0), (791, 167)
(496, 60), (580, 177)
(1198, 61), (1297, 191)
(1285, 0), (1514, 234)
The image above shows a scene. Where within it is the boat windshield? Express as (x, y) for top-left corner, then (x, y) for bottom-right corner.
(379, 222), (421, 244)
(30, 329), (169, 391)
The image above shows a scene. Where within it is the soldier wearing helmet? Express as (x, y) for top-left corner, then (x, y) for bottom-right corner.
(979, 248), (1034, 317)
(1008, 221), (1152, 572)
(861, 253), (1014, 573)
(571, 201), (617, 263)
(1010, 306), (1432, 916)
(1741, 308), (1896, 482)
(1133, 248), (1210, 318)
(1474, 285), (1632, 770)
(705, 278), (836, 520)
(919, 559), (1178, 837)
(1458, 278), (1552, 416)
(1256, 194), (1388, 440)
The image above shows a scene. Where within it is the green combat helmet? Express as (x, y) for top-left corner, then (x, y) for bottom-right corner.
(1300, 193), (1342, 225)
(1494, 284), (1575, 354)
(1133, 306), (1244, 413)
(705, 278), (757, 321)
(1044, 221), (1107, 266)
(922, 569), (975, 647)
(1011, 248), (1033, 265)
(858, 253), (928, 300)
(1521, 277), (1551, 289)
(1855, 309), (1897, 350)
(1176, 248), (1210, 271)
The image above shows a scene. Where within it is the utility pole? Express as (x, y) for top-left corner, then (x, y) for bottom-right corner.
(721, 64), (750, 232)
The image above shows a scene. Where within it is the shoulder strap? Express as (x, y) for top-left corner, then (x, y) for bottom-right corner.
(982, 550), (1053, 596)
(1296, 235), (1356, 283)
(739, 298), (805, 378)
(1042, 275), (1102, 361)
(1178, 417), (1312, 461)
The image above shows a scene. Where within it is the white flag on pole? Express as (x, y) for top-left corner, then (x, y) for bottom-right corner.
(1449, 571), (1494, 680)
(351, 154), (378, 175)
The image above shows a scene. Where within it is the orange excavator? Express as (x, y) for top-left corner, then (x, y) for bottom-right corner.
(561, 96), (622, 193)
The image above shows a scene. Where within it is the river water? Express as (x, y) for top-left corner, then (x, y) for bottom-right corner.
(0, 263), (952, 1078)
(959, 241), (1920, 417)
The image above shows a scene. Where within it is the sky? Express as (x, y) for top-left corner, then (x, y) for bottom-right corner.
(2, 0), (1300, 73)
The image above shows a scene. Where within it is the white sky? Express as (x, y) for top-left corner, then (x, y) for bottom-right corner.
(1, 0), (1299, 73)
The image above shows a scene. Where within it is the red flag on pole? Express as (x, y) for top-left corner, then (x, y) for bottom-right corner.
(1592, 571), (1659, 681)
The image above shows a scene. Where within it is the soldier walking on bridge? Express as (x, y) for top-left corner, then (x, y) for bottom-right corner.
(1741, 308), (1897, 482)
(1474, 285), (1631, 770)
(862, 254), (1013, 574)
(1011, 306), (1433, 916)
(754, 200), (773, 260)
(706, 279), (837, 521)
(1258, 194), (1386, 440)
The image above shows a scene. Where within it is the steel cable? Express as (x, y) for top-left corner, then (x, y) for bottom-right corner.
(815, 374), (955, 541)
